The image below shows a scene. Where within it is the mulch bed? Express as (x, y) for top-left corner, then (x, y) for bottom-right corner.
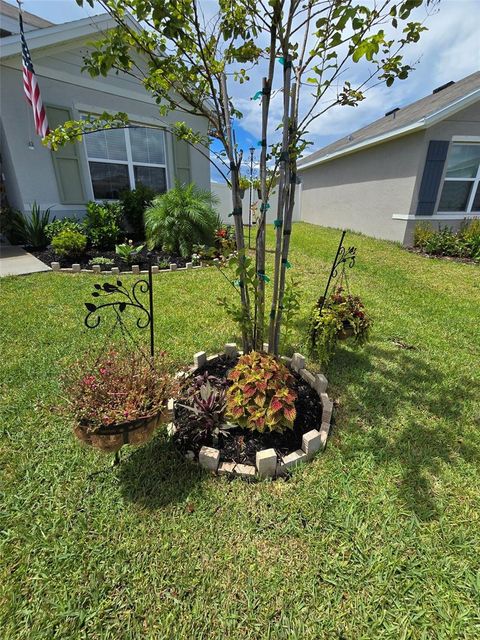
(406, 247), (478, 265)
(31, 246), (188, 271)
(172, 355), (323, 466)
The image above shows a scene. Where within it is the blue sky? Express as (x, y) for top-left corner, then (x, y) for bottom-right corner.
(10, 0), (480, 181)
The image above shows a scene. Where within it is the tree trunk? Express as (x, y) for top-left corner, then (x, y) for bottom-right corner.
(254, 76), (270, 351)
(220, 73), (252, 352)
(272, 81), (298, 354)
(268, 57), (292, 354)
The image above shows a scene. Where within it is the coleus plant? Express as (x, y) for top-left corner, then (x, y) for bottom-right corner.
(226, 352), (297, 433)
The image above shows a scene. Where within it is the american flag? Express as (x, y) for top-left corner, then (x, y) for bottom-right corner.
(19, 12), (49, 139)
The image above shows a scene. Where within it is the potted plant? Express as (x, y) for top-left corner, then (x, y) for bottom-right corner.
(65, 349), (177, 453)
(252, 178), (262, 200)
(310, 286), (372, 366)
(238, 175), (251, 199)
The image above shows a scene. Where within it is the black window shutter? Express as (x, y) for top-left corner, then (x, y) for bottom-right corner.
(416, 140), (449, 215)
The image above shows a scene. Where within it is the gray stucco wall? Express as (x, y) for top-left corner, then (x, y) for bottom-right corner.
(299, 99), (480, 245)
(299, 132), (425, 243)
(0, 45), (210, 216)
(211, 181), (302, 225)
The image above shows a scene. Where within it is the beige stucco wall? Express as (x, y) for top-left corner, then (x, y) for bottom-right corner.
(299, 132), (426, 243)
(299, 99), (480, 245)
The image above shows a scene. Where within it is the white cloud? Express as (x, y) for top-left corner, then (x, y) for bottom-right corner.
(234, 0), (480, 152)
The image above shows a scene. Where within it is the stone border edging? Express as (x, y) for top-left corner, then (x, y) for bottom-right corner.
(50, 262), (207, 275)
(167, 345), (333, 479)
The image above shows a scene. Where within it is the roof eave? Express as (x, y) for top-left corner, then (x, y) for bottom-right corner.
(0, 13), (139, 60)
(298, 88), (480, 171)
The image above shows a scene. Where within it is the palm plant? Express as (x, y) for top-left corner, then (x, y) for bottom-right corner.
(144, 181), (220, 258)
(11, 202), (53, 249)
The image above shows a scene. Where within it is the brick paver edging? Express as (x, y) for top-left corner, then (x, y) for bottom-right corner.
(167, 345), (333, 479)
(50, 262), (205, 275)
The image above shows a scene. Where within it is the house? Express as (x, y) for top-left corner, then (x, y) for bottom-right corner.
(0, 2), (210, 217)
(298, 72), (480, 245)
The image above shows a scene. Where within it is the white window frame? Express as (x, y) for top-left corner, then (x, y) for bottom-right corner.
(84, 122), (169, 200)
(437, 138), (480, 215)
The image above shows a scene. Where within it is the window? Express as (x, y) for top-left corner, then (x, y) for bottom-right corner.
(438, 143), (480, 213)
(84, 124), (168, 199)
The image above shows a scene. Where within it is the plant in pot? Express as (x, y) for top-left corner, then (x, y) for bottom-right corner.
(237, 175), (251, 200)
(309, 287), (372, 367)
(252, 178), (262, 200)
(64, 348), (177, 453)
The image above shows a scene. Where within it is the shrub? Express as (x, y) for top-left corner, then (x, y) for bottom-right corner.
(45, 217), (82, 241)
(83, 201), (122, 249)
(422, 225), (460, 256)
(413, 222), (434, 249)
(115, 240), (145, 264)
(414, 221), (480, 260)
(0, 206), (25, 244)
(119, 184), (156, 239)
(88, 256), (114, 267)
(64, 349), (177, 433)
(51, 229), (87, 258)
(309, 286), (372, 367)
(145, 181), (220, 258)
(226, 351), (297, 433)
(9, 202), (53, 249)
(458, 218), (480, 260)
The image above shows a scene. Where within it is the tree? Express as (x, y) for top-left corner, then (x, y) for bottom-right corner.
(48, 0), (438, 354)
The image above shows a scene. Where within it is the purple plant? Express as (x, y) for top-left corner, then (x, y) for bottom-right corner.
(178, 372), (231, 443)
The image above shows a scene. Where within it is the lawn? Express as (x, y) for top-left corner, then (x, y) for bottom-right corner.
(1, 222), (479, 639)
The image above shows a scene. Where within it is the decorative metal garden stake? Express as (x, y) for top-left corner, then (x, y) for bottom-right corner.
(82, 258), (156, 466)
(311, 230), (357, 346)
(84, 258), (155, 358)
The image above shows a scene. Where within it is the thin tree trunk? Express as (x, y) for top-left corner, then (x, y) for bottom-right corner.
(220, 72), (252, 351)
(273, 81), (298, 354)
(268, 57), (292, 353)
(255, 76), (270, 351)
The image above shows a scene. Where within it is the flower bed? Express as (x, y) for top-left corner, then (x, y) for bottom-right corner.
(168, 345), (333, 479)
(32, 246), (190, 271)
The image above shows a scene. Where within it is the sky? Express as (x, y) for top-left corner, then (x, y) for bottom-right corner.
(8, 0), (480, 180)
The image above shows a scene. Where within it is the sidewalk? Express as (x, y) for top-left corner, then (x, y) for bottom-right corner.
(0, 245), (51, 277)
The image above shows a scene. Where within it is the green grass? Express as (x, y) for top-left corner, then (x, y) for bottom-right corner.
(1, 223), (479, 639)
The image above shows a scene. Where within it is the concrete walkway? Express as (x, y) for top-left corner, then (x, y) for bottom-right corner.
(0, 245), (51, 277)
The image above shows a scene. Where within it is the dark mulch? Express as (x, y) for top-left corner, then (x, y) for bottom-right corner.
(172, 355), (323, 467)
(31, 245), (188, 271)
(406, 247), (478, 265)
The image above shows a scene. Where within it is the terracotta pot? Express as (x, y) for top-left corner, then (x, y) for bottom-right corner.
(74, 409), (167, 453)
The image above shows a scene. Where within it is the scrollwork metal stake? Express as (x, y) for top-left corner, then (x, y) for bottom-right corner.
(311, 230), (357, 346)
(83, 257), (155, 358)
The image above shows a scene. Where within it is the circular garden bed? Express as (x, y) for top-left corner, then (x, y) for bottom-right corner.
(168, 345), (333, 479)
